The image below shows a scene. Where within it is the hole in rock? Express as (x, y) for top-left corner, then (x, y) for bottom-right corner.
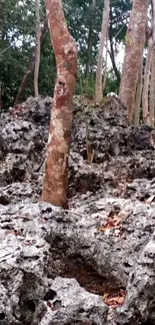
(89, 119), (95, 127)
(108, 206), (121, 218)
(44, 289), (57, 301)
(49, 251), (124, 296)
(53, 300), (61, 309)
(140, 194), (150, 202)
(123, 262), (132, 268)
(23, 299), (36, 312)
(0, 196), (10, 205)
(141, 320), (154, 325)
(78, 307), (85, 313)
(0, 312), (5, 320)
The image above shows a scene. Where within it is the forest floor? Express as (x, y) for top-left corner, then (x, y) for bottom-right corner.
(0, 95), (155, 324)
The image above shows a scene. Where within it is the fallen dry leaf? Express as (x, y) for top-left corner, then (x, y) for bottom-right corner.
(7, 229), (21, 236)
(102, 289), (126, 308)
(98, 214), (122, 234)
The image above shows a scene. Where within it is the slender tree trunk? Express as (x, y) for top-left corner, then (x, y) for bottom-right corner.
(119, 0), (148, 123)
(85, 0), (96, 77)
(142, 34), (153, 125)
(109, 8), (121, 84)
(0, 82), (2, 109)
(0, 0), (3, 108)
(152, 0), (155, 42)
(103, 34), (108, 94)
(41, 0), (77, 209)
(34, 0), (41, 97)
(150, 0), (155, 126)
(150, 49), (155, 126)
(134, 41), (145, 125)
(95, 0), (110, 103)
(0, 0), (2, 41)
(14, 19), (47, 106)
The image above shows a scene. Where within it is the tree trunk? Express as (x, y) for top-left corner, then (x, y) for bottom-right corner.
(109, 8), (121, 84)
(85, 0), (96, 77)
(95, 0), (110, 103)
(142, 34), (153, 125)
(150, 49), (155, 126)
(134, 40), (144, 125)
(150, 0), (155, 126)
(41, 0), (77, 209)
(0, 0), (2, 41)
(14, 19), (47, 106)
(34, 0), (41, 97)
(103, 34), (108, 94)
(119, 0), (148, 123)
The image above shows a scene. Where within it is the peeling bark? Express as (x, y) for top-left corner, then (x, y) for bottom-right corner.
(119, 0), (148, 123)
(95, 0), (110, 103)
(41, 0), (77, 209)
(14, 19), (47, 106)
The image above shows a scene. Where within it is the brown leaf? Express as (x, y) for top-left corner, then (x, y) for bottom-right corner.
(102, 290), (126, 308)
(98, 215), (122, 234)
(7, 229), (21, 236)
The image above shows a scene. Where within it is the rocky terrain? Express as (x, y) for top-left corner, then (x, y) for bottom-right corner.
(0, 95), (155, 324)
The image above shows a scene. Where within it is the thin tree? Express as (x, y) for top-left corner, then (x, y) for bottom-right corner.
(85, 0), (96, 77)
(109, 7), (121, 84)
(150, 0), (155, 126)
(150, 49), (155, 126)
(95, 0), (110, 103)
(103, 33), (108, 94)
(41, 0), (77, 208)
(133, 41), (144, 125)
(119, 0), (148, 123)
(14, 19), (47, 106)
(142, 28), (153, 125)
(34, 0), (41, 97)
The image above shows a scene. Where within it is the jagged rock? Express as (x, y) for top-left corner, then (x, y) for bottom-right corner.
(0, 198), (155, 324)
(0, 181), (40, 205)
(40, 277), (108, 325)
(1, 96), (155, 324)
(0, 97), (49, 186)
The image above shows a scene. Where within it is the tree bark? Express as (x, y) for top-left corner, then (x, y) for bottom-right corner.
(14, 19), (47, 106)
(109, 8), (121, 84)
(149, 0), (155, 126)
(134, 40), (145, 125)
(150, 49), (155, 126)
(41, 0), (77, 209)
(0, 0), (2, 41)
(119, 0), (148, 123)
(95, 0), (110, 103)
(103, 34), (108, 94)
(34, 0), (41, 97)
(142, 34), (153, 125)
(85, 0), (96, 77)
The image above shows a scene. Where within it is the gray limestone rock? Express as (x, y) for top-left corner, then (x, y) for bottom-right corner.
(0, 96), (155, 324)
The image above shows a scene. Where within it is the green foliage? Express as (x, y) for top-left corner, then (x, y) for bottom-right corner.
(0, 0), (131, 108)
(76, 69), (119, 100)
(105, 70), (120, 95)
(76, 76), (95, 99)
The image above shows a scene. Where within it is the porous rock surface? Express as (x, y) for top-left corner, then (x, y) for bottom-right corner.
(0, 96), (155, 324)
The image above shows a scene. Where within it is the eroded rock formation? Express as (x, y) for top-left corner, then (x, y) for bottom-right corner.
(0, 96), (155, 324)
